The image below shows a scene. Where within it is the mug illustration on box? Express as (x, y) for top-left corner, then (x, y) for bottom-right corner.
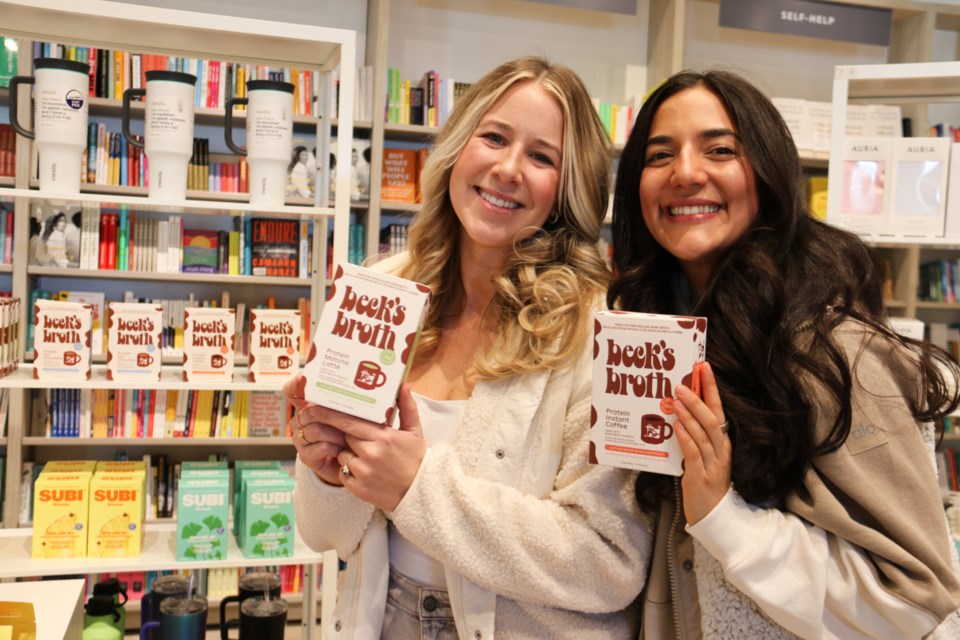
(641, 413), (673, 445)
(277, 355), (293, 370)
(354, 361), (386, 390)
(210, 354), (227, 369)
(137, 353), (154, 367)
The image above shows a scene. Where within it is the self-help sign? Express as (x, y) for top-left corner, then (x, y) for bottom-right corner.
(589, 311), (707, 476)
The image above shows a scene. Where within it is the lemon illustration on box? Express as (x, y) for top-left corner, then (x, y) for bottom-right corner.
(177, 467), (229, 561)
(303, 262), (431, 423)
(239, 474), (294, 559)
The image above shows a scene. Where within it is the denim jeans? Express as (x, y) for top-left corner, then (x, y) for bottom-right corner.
(381, 567), (459, 639)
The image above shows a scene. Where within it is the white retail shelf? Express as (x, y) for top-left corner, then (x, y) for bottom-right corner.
(0, 522), (322, 579)
(0, 188), (333, 218)
(0, 365), (298, 391)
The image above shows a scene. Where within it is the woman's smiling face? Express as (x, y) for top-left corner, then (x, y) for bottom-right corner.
(449, 80), (563, 261)
(639, 85), (759, 293)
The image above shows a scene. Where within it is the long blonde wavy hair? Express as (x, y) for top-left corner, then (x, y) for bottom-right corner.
(394, 56), (612, 379)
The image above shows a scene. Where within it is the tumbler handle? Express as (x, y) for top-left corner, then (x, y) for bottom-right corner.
(8, 76), (36, 139)
(224, 97), (248, 156)
(219, 594), (240, 640)
(121, 87), (146, 150)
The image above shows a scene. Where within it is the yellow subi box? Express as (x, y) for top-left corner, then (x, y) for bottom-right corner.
(32, 472), (91, 558)
(94, 461), (148, 525)
(41, 460), (97, 475)
(88, 473), (144, 557)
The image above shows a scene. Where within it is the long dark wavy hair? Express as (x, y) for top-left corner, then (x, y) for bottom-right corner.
(608, 69), (960, 509)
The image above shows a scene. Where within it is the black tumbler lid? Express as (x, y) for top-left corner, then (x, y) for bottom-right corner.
(145, 70), (197, 86)
(246, 79), (295, 94)
(33, 57), (90, 75)
(85, 595), (119, 619)
(93, 577), (122, 596)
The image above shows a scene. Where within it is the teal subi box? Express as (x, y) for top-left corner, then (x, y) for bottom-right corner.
(177, 470), (230, 561)
(240, 474), (295, 559)
(232, 461), (283, 538)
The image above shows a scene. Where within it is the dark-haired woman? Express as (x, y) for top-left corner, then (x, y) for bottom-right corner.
(610, 69), (960, 638)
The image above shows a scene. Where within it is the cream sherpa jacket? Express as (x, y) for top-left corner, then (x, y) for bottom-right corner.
(294, 253), (651, 639)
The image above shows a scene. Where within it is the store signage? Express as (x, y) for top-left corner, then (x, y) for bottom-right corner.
(719, 0), (891, 46)
(527, 0), (637, 15)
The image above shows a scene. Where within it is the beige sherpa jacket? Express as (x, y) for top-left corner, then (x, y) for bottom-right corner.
(640, 318), (960, 639)
(294, 252), (651, 639)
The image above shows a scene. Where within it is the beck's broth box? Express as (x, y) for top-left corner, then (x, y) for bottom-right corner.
(590, 311), (707, 476)
(32, 471), (91, 558)
(248, 309), (301, 382)
(32, 299), (92, 381)
(106, 302), (164, 382)
(182, 307), (236, 382)
(303, 263), (430, 423)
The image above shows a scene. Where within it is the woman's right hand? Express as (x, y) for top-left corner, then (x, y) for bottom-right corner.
(284, 375), (348, 486)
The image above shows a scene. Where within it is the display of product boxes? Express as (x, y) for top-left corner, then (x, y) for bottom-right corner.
(248, 309), (301, 382)
(182, 306), (236, 382)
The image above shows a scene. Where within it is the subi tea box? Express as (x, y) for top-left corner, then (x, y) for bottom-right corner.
(232, 460), (283, 537)
(239, 474), (295, 559)
(87, 472), (144, 557)
(176, 468), (230, 561)
(182, 307), (235, 382)
(106, 302), (164, 382)
(32, 471), (92, 558)
(32, 299), (92, 381)
(302, 263), (430, 423)
(589, 311), (708, 476)
(248, 309), (301, 382)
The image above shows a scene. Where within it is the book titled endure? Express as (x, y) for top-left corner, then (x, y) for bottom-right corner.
(589, 311), (707, 476)
(303, 262), (430, 423)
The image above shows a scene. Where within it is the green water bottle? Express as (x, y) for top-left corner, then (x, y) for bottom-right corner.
(92, 577), (127, 633)
(82, 595), (123, 640)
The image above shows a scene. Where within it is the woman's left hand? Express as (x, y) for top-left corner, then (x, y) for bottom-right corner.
(674, 361), (732, 525)
(331, 384), (427, 512)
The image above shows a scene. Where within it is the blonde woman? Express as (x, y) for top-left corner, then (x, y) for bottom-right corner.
(286, 56), (649, 639)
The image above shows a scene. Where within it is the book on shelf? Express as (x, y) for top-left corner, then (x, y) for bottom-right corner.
(29, 203), (81, 269)
(806, 175), (828, 221)
(303, 262), (431, 423)
(381, 148), (418, 203)
(250, 219), (299, 278)
(182, 229), (220, 274)
(248, 391), (292, 437)
(0, 36), (16, 88)
(330, 137), (371, 202)
(286, 137), (318, 200)
(0, 124), (16, 178)
(837, 137), (893, 236)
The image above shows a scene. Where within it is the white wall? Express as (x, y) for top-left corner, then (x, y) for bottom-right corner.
(385, 0), (650, 105)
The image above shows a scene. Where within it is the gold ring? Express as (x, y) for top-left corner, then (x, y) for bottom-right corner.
(340, 453), (355, 477)
(296, 409), (307, 428)
(718, 420), (729, 434)
(298, 427), (313, 445)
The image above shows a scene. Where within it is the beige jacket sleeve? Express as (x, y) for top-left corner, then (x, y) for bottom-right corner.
(689, 320), (960, 639)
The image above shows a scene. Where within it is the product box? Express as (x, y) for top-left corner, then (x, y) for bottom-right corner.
(887, 136), (951, 237)
(837, 137), (894, 236)
(87, 473), (144, 557)
(176, 473), (229, 561)
(589, 311), (708, 476)
(0, 296), (20, 377)
(41, 460), (98, 475)
(32, 471), (92, 558)
(32, 299), (93, 381)
(182, 307), (236, 382)
(248, 309), (301, 383)
(239, 474), (295, 559)
(302, 263), (431, 423)
(232, 464), (286, 538)
(106, 302), (164, 382)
